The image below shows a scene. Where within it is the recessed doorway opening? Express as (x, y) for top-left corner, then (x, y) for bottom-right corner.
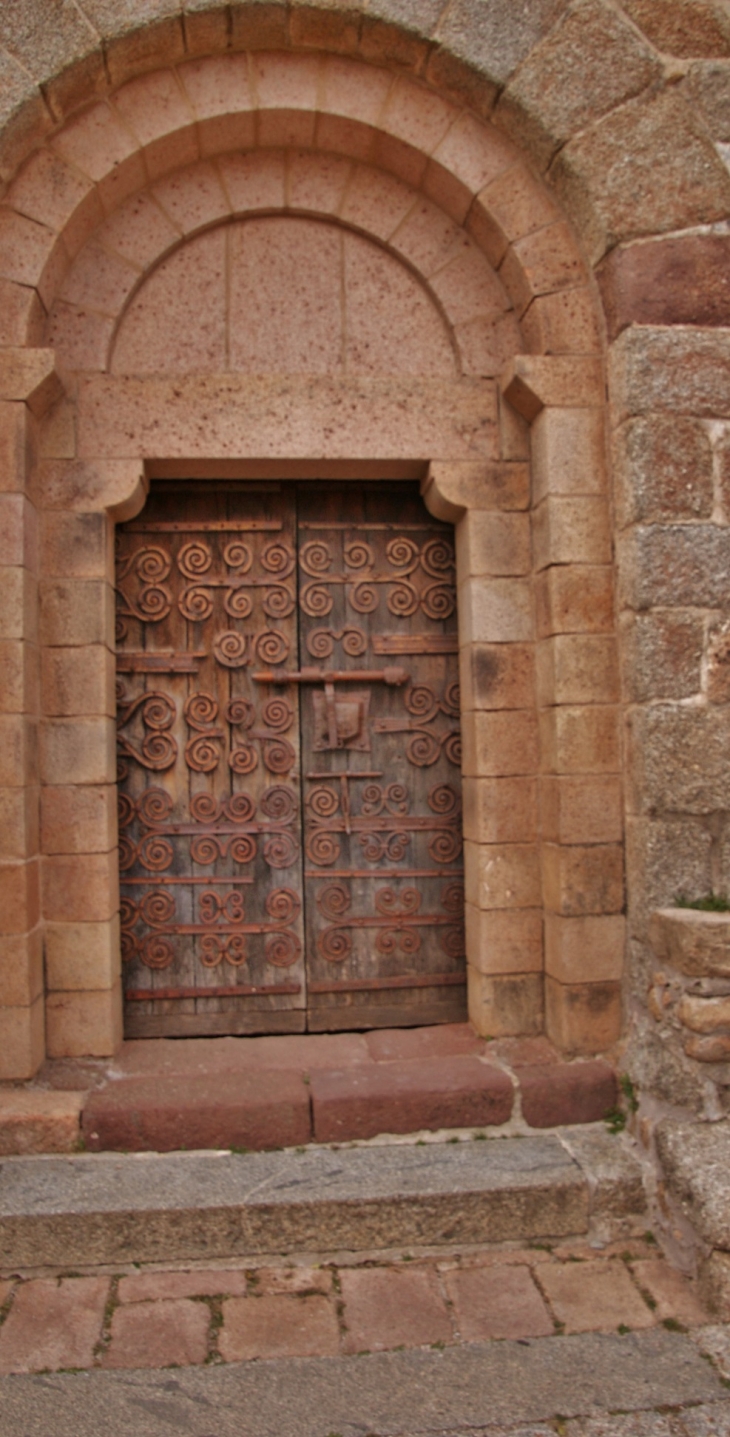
(116, 481), (465, 1037)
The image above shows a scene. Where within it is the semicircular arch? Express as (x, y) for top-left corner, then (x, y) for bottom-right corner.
(2, 52), (602, 364)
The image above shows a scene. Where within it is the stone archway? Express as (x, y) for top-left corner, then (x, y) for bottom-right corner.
(0, 47), (619, 1075)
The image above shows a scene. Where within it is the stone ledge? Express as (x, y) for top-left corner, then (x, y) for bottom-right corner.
(650, 907), (730, 979)
(0, 1088), (84, 1156)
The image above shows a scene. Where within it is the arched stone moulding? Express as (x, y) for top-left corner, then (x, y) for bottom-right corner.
(0, 49), (620, 1076)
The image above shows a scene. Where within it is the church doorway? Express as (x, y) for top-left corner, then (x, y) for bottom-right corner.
(116, 481), (465, 1038)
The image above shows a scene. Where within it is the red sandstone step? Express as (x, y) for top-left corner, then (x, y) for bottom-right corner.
(72, 1029), (617, 1155)
(310, 1056), (514, 1143)
(515, 1060), (617, 1129)
(82, 1069), (311, 1154)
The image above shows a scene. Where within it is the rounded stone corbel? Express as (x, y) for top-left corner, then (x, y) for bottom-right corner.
(104, 463), (149, 522)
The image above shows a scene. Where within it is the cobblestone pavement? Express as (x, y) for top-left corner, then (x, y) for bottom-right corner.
(0, 1233), (724, 1376)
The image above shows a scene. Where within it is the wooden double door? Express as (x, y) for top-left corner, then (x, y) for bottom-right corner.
(116, 482), (465, 1036)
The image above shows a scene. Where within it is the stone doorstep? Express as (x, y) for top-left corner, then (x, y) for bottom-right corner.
(0, 1025), (618, 1156)
(0, 1128), (645, 1270)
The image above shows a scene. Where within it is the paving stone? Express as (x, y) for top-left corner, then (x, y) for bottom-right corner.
(116, 1268), (249, 1303)
(449, 1248), (554, 1273)
(102, 1297), (210, 1369)
(0, 1276), (108, 1374)
(339, 1264), (453, 1353)
(681, 1402), (730, 1436)
(538, 1258), (655, 1334)
(517, 1060), (616, 1128)
(631, 1259), (710, 1327)
(219, 1293), (340, 1361)
(565, 1414), (678, 1436)
(82, 1067), (311, 1152)
(0, 1330), (723, 1436)
(444, 1263), (554, 1341)
(250, 1265), (332, 1296)
(310, 1056), (513, 1142)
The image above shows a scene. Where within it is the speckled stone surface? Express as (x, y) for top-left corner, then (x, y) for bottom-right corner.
(0, 1329), (725, 1437)
(0, 1135), (589, 1266)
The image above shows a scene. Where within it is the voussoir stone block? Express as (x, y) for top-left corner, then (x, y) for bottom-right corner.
(554, 89), (730, 259)
(621, 0), (730, 58)
(495, 0), (661, 167)
(434, 0), (569, 90)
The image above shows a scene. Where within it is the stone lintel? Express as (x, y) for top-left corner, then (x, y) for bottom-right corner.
(75, 376), (500, 463)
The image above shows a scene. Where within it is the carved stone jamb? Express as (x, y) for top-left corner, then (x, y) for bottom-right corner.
(422, 456), (542, 1039)
(38, 456), (147, 1061)
(0, 350), (63, 1079)
(500, 355), (625, 1057)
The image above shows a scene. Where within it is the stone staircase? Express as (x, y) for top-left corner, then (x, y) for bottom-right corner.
(0, 1024), (650, 1275)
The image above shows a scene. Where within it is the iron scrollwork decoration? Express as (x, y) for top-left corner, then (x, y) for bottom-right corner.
(299, 535), (456, 623)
